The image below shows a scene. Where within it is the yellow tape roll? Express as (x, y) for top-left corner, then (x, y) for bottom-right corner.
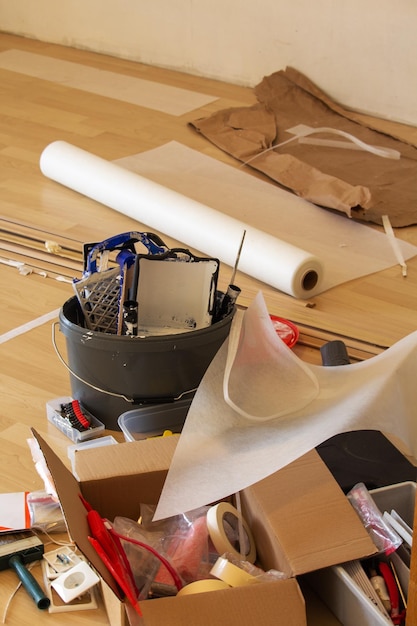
(210, 556), (258, 587)
(177, 579), (230, 596)
(206, 502), (256, 563)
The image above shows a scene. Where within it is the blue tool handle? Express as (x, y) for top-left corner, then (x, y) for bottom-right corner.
(9, 555), (50, 610)
(86, 231), (167, 273)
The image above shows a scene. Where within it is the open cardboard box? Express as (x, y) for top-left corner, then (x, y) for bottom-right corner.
(32, 430), (377, 626)
(306, 481), (416, 626)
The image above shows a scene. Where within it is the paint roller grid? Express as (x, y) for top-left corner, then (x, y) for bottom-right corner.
(73, 267), (123, 334)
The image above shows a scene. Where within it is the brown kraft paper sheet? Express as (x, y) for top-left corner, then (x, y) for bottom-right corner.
(190, 68), (417, 227)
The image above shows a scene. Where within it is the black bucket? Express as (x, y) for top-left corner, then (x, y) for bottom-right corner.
(57, 296), (234, 429)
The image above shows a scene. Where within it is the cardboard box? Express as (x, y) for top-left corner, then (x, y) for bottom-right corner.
(32, 430), (376, 626)
(306, 482), (416, 626)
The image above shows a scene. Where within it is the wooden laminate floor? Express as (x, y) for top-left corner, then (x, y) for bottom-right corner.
(1, 32), (417, 625)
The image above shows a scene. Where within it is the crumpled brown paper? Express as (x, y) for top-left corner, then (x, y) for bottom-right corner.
(190, 68), (417, 227)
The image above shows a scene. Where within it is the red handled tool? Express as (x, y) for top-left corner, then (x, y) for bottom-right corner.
(80, 496), (142, 615)
(379, 561), (406, 625)
(80, 494), (183, 614)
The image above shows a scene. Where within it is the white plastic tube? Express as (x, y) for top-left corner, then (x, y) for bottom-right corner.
(40, 141), (324, 299)
(244, 124), (401, 166)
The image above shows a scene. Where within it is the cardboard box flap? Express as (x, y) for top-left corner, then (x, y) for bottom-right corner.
(73, 436), (178, 521)
(31, 429), (122, 599)
(74, 436), (178, 482)
(80, 472), (169, 523)
(139, 578), (306, 626)
(241, 449), (377, 577)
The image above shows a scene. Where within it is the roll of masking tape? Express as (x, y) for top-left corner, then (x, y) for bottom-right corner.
(177, 579), (230, 596)
(206, 502), (256, 563)
(210, 556), (258, 587)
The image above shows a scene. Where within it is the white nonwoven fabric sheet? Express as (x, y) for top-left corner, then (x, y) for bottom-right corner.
(154, 292), (417, 520)
(115, 142), (417, 290)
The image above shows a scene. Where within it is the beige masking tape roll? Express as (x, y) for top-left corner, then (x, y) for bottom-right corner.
(206, 502), (256, 563)
(177, 579), (230, 596)
(210, 556), (258, 587)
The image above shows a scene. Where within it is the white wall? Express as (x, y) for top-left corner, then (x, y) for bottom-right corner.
(0, 0), (416, 125)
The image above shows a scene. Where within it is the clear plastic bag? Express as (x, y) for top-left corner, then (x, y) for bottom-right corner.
(113, 504), (213, 598)
(219, 551), (287, 583)
(347, 482), (402, 555)
(27, 437), (58, 499)
(112, 517), (166, 600)
(27, 490), (66, 533)
(140, 504), (212, 584)
(25, 438), (66, 533)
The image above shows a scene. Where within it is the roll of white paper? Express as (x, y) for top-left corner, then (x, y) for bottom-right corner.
(40, 141), (324, 299)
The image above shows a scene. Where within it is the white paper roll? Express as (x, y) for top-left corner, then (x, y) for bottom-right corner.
(40, 141), (324, 299)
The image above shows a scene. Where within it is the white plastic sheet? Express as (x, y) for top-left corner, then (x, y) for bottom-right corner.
(154, 292), (417, 520)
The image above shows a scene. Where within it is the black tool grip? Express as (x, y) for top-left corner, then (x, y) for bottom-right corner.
(320, 340), (350, 366)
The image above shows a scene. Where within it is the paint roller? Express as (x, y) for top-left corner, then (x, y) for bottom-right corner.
(0, 531), (50, 609)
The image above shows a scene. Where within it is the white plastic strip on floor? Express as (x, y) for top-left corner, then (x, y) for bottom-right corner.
(382, 214), (407, 276)
(0, 309), (60, 344)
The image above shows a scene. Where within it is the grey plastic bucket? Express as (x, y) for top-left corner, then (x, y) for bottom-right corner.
(58, 296), (234, 429)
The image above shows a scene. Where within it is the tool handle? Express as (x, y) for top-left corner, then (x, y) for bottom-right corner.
(320, 340), (350, 366)
(86, 231), (167, 273)
(9, 555), (50, 610)
(88, 537), (142, 616)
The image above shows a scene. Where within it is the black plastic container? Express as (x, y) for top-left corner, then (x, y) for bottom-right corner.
(58, 296), (234, 429)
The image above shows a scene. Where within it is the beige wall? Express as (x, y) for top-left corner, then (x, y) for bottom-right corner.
(0, 0), (416, 125)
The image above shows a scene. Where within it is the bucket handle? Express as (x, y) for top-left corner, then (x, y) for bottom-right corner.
(51, 322), (197, 404)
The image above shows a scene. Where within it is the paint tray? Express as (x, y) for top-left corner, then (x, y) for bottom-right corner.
(136, 256), (219, 335)
(73, 266), (124, 334)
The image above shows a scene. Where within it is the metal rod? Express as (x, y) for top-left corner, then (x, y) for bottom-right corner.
(230, 229), (246, 286)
